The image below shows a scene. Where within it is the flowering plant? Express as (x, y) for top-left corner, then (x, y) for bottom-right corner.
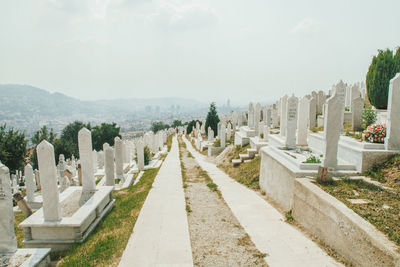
(362, 124), (386, 143)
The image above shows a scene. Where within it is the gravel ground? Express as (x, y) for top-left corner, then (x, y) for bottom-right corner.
(180, 145), (267, 267)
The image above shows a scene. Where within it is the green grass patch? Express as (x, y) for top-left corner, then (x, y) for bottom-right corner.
(318, 178), (400, 246)
(56, 167), (160, 266)
(14, 212), (25, 248)
(302, 155), (321, 164)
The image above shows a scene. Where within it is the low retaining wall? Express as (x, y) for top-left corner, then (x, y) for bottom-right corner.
(293, 178), (400, 267)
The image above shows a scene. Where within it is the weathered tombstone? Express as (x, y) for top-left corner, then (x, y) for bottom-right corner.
(262, 123), (269, 141)
(37, 140), (61, 222)
(105, 147), (115, 186)
(34, 169), (41, 190)
(280, 95), (288, 136)
(322, 91), (342, 168)
(114, 137), (124, 182)
(92, 150), (98, 173)
(77, 164), (82, 186)
(24, 164), (35, 203)
(297, 96), (309, 146)
(0, 162), (18, 258)
(309, 95), (317, 129)
(220, 124), (226, 148)
(227, 123), (232, 140)
(350, 84), (361, 110)
(285, 95), (298, 149)
(335, 81), (346, 132)
(78, 128), (96, 205)
(208, 127), (214, 142)
(385, 73), (400, 150)
(265, 107), (272, 128)
(248, 103), (254, 128)
(254, 103), (261, 135)
(317, 91), (325, 114)
(352, 96), (364, 131)
(137, 139), (145, 171)
(271, 108), (278, 128)
(60, 176), (70, 193)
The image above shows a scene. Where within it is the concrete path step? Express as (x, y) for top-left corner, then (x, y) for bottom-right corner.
(183, 136), (342, 267)
(119, 136), (193, 267)
(239, 153), (249, 162)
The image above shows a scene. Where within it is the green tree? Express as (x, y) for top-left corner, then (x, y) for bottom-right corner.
(0, 124), (28, 173)
(186, 120), (201, 135)
(366, 48), (400, 109)
(205, 102), (220, 136)
(30, 126), (57, 169)
(54, 121), (91, 159)
(92, 123), (121, 151)
(151, 121), (169, 133)
(144, 146), (151, 165)
(171, 120), (183, 128)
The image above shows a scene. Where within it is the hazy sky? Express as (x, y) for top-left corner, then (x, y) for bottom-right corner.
(0, 0), (399, 105)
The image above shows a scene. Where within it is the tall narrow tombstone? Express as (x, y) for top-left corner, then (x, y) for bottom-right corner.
(317, 91), (325, 114)
(0, 162), (17, 256)
(114, 137), (124, 181)
(265, 107), (272, 128)
(350, 84), (361, 110)
(24, 164), (35, 203)
(262, 123), (269, 141)
(385, 73), (400, 150)
(352, 96), (364, 131)
(217, 122), (221, 139)
(254, 103), (261, 135)
(220, 124), (226, 148)
(37, 140), (61, 222)
(280, 95), (288, 136)
(322, 91), (342, 168)
(92, 150), (98, 173)
(335, 81), (346, 132)
(271, 109), (278, 128)
(226, 123), (232, 141)
(309, 95), (317, 129)
(285, 95), (298, 149)
(57, 154), (66, 185)
(78, 128), (96, 205)
(104, 147), (115, 186)
(136, 139), (145, 171)
(34, 169), (40, 190)
(248, 103), (254, 128)
(297, 96), (309, 146)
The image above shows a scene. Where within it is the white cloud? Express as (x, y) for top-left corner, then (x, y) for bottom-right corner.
(147, 0), (218, 31)
(290, 17), (318, 34)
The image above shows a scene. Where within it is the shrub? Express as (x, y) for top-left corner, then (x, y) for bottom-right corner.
(366, 48), (400, 109)
(205, 102), (220, 136)
(144, 146), (151, 165)
(362, 124), (386, 143)
(362, 108), (377, 127)
(302, 155), (321, 164)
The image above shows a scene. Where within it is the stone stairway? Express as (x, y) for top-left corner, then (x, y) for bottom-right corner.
(232, 148), (258, 166)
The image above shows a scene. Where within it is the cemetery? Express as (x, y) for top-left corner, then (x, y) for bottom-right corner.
(0, 31), (399, 267)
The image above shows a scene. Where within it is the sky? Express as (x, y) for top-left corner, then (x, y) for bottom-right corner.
(0, 0), (399, 105)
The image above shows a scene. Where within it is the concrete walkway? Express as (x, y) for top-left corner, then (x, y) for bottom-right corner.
(183, 136), (342, 267)
(119, 136), (193, 267)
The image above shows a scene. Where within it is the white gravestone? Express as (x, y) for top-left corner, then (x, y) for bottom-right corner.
(248, 103), (254, 128)
(78, 128), (96, 204)
(24, 164), (35, 203)
(309, 95), (317, 129)
(137, 139), (145, 171)
(254, 103), (261, 135)
(335, 81), (346, 132)
(0, 162), (17, 255)
(385, 73), (400, 150)
(285, 95), (298, 149)
(297, 96), (309, 146)
(114, 137), (124, 182)
(352, 96), (364, 131)
(37, 140), (61, 222)
(220, 124), (226, 148)
(322, 91), (342, 168)
(105, 147), (115, 186)
(280, 95), (288, 136)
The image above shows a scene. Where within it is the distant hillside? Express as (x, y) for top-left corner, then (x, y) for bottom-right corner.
(0, 84), (206, 119)
(0, 84), (208, 135)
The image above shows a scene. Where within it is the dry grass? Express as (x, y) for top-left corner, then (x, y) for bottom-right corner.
(318, 178), (400, 246)
(55, 167), (160, 266)
(366, 155), (400, 187)
(219, 156), (261, 191)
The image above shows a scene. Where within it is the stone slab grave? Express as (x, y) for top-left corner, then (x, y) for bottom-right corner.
(20, 129), (115, 251)
(260, 89), (360, 212)
(0, 162), (51, 267)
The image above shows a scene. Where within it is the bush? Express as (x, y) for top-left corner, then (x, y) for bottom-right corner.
(366, 48), (400, 109)
(302, 155), (321, 164)
(144, 146), (151, 165)
(362, 108), (377, 127)
(362, 124), (386, 143)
